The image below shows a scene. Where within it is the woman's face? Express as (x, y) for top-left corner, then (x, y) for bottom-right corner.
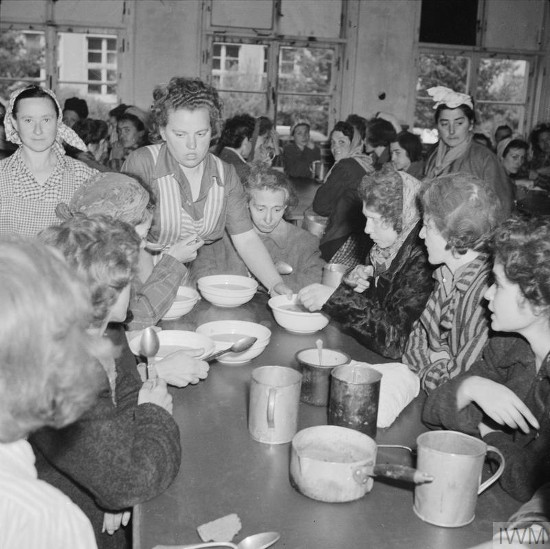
(13, 97), (58, 153)
(390, 142), (411, 171)
(485, 262), (538, 334)
(331, 131), (352, 162)
(419, 216), (450, 266)
(62, 109), (80, 128)
(249, 188), (287, 234)
(118, 119), (144, 149)
(293, 125), (310, 149)
(160, 107), (212, 169)
(437, 108), (473, 149)
(502, 147), (526, 175)
(363, 206), (398, 249)
(240, 136), (252, 159)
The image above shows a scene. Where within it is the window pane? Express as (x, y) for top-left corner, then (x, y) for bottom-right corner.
(212, 43), (267, 92)
(420, 0), (478, 46)
(414, 53), (470, 137)
(106, 69), (117, 82)
(218, 91), (266, 119)
(88, 69), (102, 81)
(106, 84), (117, 95)
(278, 47), (334, 94)
(277, 94), (330, 135)
(88, 51), (102, 63)
(476, 59), (528, 103)
(107, 52), (116, 64)
(476, 103), (525, 137)
(88, 84), (101, 94)
(87, 37), (102, 50)
(107, 38), (117, 51)
(0, 30), (45, 99)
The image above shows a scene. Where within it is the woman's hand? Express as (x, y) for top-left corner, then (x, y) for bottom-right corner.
(155, 352), (209, 387)
(457, 376), (539, 434)
(271, 282), (293, 298)
(102, 511), (131, 535)
(298, 283), (336, 311)
(166, 235), (204, 263)
(344, 265), (374, 293)
(138, 378), (173, 414)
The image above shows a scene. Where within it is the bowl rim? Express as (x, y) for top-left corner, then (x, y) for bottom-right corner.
(196, 319), (272, 340)
(268, 294), (325, 318)
(197, 274), (258, 290)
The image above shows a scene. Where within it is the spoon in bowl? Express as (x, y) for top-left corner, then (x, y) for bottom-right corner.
(140, 327), (160, 381)
(207, 336), (257, 362)
(156, 531), (281, 549)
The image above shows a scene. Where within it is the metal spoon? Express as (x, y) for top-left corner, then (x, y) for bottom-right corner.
(275, 260), (293, 275)
(157, 531), (281, 549)
(207, 336), (257, 362)
(315, 338), (323, 365)
(140, 327), (160, 381)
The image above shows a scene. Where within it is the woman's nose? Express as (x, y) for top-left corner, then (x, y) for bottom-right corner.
(265, 210), (273, 224)
(484, 284), (495, 300)
(419, 226), (426, 239)
(33, 121), (43, 135)
(448, 123), (455, 135)
(186, 135), (197, 149)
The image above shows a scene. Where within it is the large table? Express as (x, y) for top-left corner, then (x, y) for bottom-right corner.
(134, 294), (519, 549)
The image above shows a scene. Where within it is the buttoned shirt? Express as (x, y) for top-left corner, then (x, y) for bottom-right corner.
(0, 142), (97, 236)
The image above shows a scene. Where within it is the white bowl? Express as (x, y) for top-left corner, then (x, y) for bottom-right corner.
(196, 320), (271, 364)
(129, 330), (215, 360)
(268, 294), (329, 334)
(162, 287), (200, 320)
(197, 275), (257, 308)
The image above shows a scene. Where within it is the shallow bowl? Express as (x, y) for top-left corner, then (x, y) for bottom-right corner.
(196, 320), (271, 364)
(129, 330), (215, 361)
(268, 294), (329, 334)
(162, 287), (200, 320)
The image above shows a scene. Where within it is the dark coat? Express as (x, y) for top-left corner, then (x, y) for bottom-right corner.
(30, 323), (181, 549)
(322, 222), (434, 359)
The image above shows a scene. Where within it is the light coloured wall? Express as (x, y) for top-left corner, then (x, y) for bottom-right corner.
(127, 0), (202, 109)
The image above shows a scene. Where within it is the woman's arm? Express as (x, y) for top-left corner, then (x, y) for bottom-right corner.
(230, 229), (292, 296)
(312, 161), (350, 216)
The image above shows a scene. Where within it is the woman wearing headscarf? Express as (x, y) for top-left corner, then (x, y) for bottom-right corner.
(312, 120), (374, 264)
(299, 165), (433, 359)
(424, 86), (513, 216)
(0, 85), (96, 236)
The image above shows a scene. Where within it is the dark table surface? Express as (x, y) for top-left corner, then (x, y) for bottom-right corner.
(134, 294), (519, 549)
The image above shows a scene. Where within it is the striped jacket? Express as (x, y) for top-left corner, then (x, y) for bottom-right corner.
(402, 253), (491, 392)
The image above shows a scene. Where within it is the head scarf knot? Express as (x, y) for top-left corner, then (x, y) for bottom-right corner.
(4, 86), (87, 152)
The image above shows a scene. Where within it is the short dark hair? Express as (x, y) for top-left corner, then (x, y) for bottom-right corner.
(109, 103), (129, 119)
(73, 119), (108, 145)
(330, 121), (354, 143)
(394, 131), (422, 162)
(502, 139), (528, 159)
(12, 86), (59, 117)
(366, 118), (397, 148)
(492, 216), (550, 318)
(217, 114), (255, 152)
(421, 172), (505, 255)
(530, 123), (550, 155)
(63, 97), (89, 119)
(434, 103), (476, 124)
(346, 114), (367, 140)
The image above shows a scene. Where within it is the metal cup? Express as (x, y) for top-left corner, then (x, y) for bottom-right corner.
(322, 263), (349, 288)
(312, 160), (327, 181)
(328, 364), (382, 438)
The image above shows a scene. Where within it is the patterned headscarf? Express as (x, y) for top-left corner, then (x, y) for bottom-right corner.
(56, 172), (150, 224)
(428, 86), (473, 110)
(4, 86), (87, 152)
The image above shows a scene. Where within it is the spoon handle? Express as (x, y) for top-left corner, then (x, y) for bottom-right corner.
(154, 543), (238, 549)
(207, 346), (233, 362)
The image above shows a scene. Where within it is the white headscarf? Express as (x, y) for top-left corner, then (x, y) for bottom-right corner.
(428, 86), (473, 110)
(4, 86), (87, 152)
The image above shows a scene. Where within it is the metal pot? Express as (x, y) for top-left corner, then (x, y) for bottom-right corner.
(289, 425), (432, 503)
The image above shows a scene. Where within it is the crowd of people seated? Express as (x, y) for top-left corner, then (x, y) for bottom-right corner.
(2, 78), (550, 548)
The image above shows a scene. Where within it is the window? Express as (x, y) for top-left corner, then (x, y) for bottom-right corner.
(210, 39), (337, 135)
(86, 36), (117, 95)
(414, 52), (532, 143)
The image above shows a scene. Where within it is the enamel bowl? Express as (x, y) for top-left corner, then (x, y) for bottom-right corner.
(268, 294), (329, 334)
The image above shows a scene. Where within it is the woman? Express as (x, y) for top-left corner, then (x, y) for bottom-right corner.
(299, 165), (433, 359)
(424, 86), (513, 215)
(122, 77), (291, 297)
(71, 118), (111, 172)
(0, 85), (97, 236)
(63, 96), (89, 128)
(32, 215), (184, 549)
(423, 216), (550, 502)
(214, 113), (255, 182)
(497, 137), (528, 178)
(282, 121), (320, 180)
(109, 108), (150, 171)
(529, 122), (550, 174)
(365, 117), (397, 170)
(390, 130), (424, 179)
(0, 239), (110, 548)
(403, 172), (506, 392)
(312, 120), (374, 263)
(249, 115), (281, 165)
(56, 171), (204, 342)
(191, 164), (324, 292)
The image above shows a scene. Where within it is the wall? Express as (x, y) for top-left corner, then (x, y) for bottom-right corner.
(128, 0), (202, 109)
